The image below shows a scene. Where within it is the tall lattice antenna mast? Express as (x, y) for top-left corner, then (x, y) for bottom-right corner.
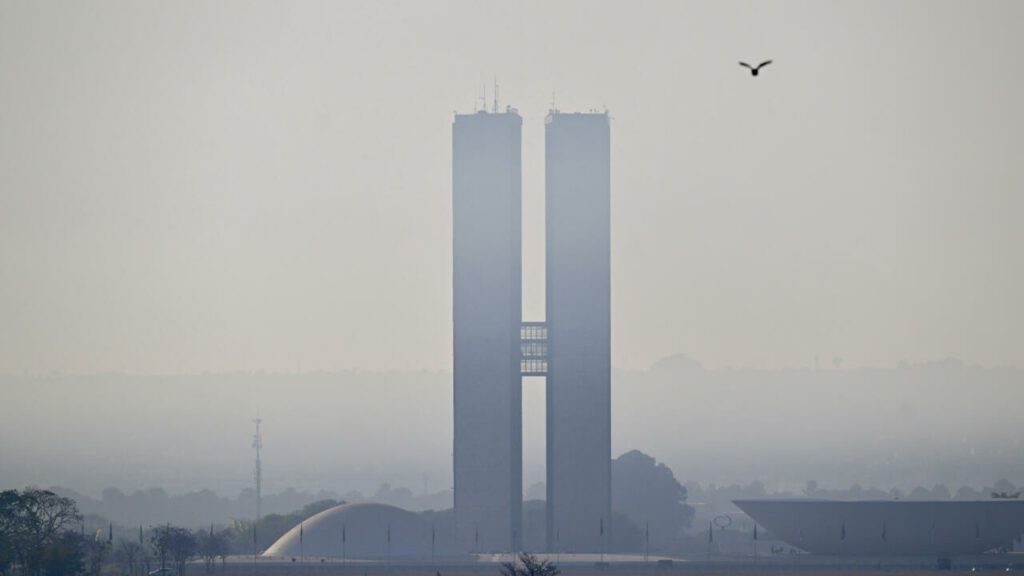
(252, 418), (263, 530)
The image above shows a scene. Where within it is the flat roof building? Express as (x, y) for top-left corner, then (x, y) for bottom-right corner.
(545, 111), (612, 553)
(735, 498), (1024, 557)
(451, 107), (611, 554)
(452, 110), (523, 553)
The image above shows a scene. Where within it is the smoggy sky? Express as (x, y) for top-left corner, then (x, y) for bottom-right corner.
(1, 0), (1021, 374)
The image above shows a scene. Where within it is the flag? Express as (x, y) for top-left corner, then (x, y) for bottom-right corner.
(300, 523), (304, 546)
(753, 523), (758, 541)
(210, 524), (214, 538)
(139, 525), (144, 546)
(881, 522), (887, 542)
(841, 523), (846, 541)
(432, 525), (435, 546)
(708, 521), (713, 543)
(342, 524), (346, 543)
(109, 522), (113, 543)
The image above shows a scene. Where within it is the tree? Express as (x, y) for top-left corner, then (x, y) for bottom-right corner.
(195, 529), (228, 572)
(499, 553), (560, 576)
(81, 535), (110, 576)
(150, 526), (170, 572)
(167, 529), (196, 576)
(609, 512), (643, 552)
(907, 486), (931, 500)
(150, 526), (196, 576)
(116, 540), (144, 576)
(0, 488), (83, 576)
(37, 531), (85, 576)
(298, 500), (341, 518)
(0, 497), (13, 576)
(955, 485), (983, 500)
(611, 451), (694, 552)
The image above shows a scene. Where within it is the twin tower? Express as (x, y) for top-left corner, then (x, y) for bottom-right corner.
(452, 108), (610, 554)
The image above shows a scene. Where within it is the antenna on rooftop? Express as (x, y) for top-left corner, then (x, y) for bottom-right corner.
(493, 77), (499, 113)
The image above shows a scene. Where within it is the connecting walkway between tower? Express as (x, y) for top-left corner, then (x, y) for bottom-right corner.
(520, 322), (547, 376)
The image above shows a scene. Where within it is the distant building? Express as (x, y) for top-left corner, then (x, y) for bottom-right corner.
(545, 112), (612, 553)
(452, 110), (523, 553)
(735, 498), (1024, 557)
(262, 503), (434, 558)
(451, 108), (611, 554)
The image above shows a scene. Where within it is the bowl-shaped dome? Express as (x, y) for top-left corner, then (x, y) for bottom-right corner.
(262, 502), (433, 559)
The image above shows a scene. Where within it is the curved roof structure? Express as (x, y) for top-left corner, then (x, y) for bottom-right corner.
(735, 499), (1024, 556)
(262, 503), (433, 559)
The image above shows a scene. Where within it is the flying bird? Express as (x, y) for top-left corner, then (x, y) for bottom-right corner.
(739, 60), (772, 76)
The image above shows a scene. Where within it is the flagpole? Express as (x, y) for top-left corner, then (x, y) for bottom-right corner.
(644, 522), (649, 563)
(753, 520), (761, 557)
(139, 524), (145, 576)
(707, 520), (713, 559)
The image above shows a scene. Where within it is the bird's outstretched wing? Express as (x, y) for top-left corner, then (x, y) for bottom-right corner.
(755, 60), (772, 70)
(738, 61), (753, 69)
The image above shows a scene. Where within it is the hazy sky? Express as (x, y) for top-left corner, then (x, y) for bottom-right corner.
(1, 0), (1021, 374)
(3, 362), (1022, 497)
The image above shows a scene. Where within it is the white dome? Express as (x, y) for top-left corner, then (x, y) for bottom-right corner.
(262, 502), (433, 559)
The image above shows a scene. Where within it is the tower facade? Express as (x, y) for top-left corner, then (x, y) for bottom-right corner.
(544, 112), (611, 553)
(452, 110), (523, 553)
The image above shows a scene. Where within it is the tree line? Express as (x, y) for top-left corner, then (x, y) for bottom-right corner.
(1, 488), (236, 576)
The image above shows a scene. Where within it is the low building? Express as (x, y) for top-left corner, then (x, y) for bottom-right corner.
(734, 498), (1024, 556)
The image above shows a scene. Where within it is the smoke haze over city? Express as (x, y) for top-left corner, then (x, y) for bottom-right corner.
(2, 1), (1021, 376)
(1, 1), (1023, 565)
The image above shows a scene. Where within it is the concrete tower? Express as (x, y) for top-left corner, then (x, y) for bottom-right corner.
(544, 111), (611, 554)
(452, 110), (523, 553)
